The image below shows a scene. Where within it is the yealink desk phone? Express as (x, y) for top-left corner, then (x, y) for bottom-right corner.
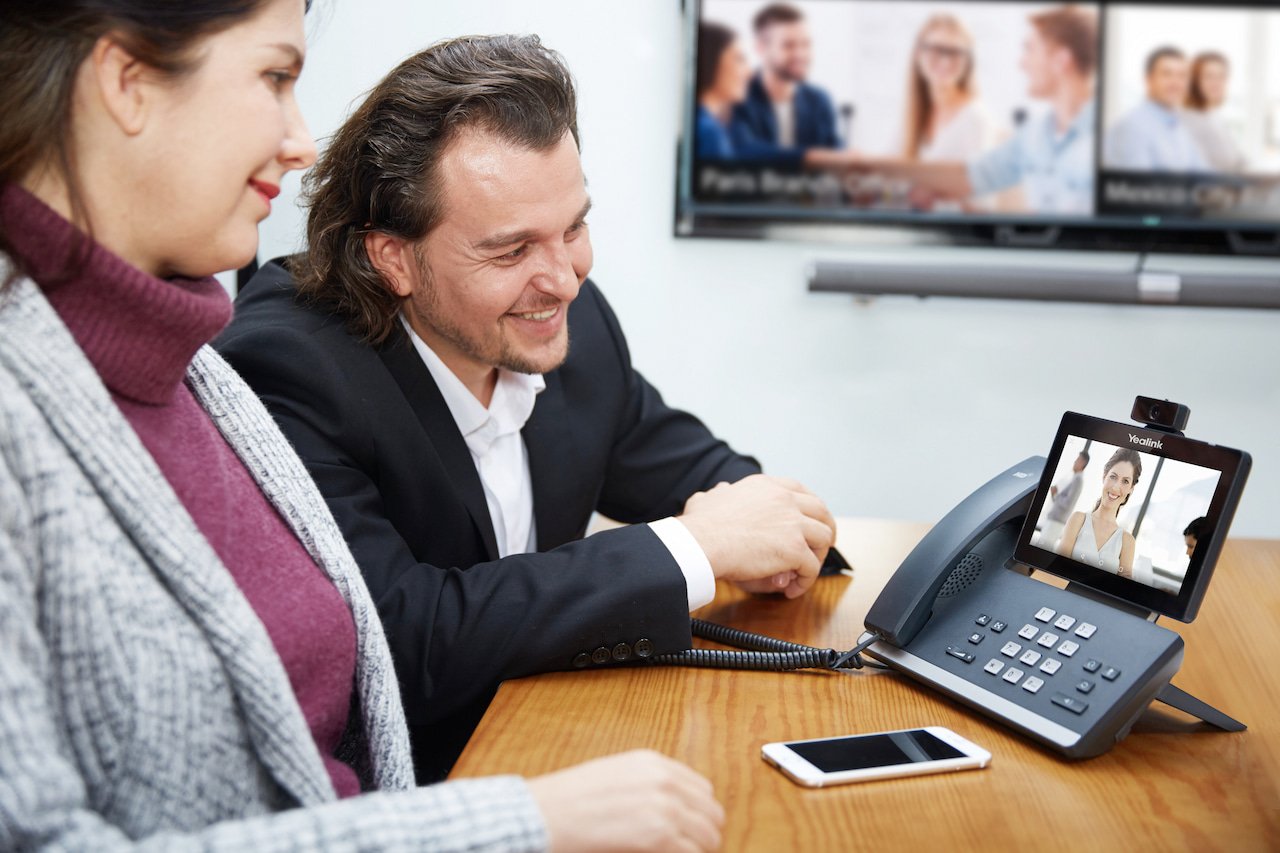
(650, 397), (1249, 759)
(859, 397), (1250, 758)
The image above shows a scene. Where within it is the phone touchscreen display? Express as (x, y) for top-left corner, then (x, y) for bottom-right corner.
(788, 730), (964, 773)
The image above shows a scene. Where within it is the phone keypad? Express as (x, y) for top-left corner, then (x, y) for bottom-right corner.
(952, 603), (1125, 718)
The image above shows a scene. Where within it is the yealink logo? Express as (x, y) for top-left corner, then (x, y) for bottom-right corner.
(1129, 433), (1163, 450)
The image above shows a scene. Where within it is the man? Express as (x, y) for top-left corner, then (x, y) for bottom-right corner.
(1184, 516), (1207, 557)
(216, 35), (836, 782)
(730, 3), (840, 152)
(1104, 47), (1208, 173)
(1040, 451), (1089, 550)
(855, 5), (1098, 214)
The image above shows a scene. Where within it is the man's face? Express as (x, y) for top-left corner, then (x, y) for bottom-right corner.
(757, 20), (812, 83)
(1073, 455), (1087, 473)
(1148, 55), (1191, 109)
(403, 128), (592, 390)
(1019, 29), (1055, 98)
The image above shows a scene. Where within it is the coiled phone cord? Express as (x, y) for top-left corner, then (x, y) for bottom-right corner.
(646, 619), (880, 672)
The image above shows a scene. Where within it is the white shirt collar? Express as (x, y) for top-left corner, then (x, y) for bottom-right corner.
(399, 314), (545, 455)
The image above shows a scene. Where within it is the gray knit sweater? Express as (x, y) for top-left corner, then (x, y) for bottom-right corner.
(0, 271), (547, 851)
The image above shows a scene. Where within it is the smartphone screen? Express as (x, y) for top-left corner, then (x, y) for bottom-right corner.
(763, 727), (990, 786)
(788, 729), (965, 772)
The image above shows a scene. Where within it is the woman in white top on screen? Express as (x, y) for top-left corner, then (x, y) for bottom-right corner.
(1183, 51), (1246, 173)
(900, 14), (998, 209)
(1058, 448), (1142, 578)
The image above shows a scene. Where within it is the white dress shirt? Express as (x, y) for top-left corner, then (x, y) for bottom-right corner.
(400, 316), (715, 609)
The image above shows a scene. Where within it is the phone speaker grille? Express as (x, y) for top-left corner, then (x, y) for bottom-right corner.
(939, 553), (983, 598)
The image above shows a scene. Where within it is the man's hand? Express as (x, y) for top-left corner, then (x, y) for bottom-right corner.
(527, 750), (724, 852)
(678, 474), (837, 599)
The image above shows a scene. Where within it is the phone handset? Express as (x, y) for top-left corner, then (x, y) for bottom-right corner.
(864, 456), (1045, 648)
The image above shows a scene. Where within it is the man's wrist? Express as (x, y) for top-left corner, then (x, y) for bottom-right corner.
(648, 517), (715, 611)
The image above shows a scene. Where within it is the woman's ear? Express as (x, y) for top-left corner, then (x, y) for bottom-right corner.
(88, 34), (151, 136)
(364, 232), (417, 298)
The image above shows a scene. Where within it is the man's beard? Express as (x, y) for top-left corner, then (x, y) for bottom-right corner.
(408, 250), (571, 375)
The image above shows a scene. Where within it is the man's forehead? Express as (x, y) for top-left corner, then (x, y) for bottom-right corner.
(435, 127), (586, 229)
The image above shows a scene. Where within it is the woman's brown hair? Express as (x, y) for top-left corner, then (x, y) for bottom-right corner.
(0, 0), (288, 286)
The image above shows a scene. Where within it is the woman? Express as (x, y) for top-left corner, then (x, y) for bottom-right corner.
(901, 14), (996, 164)
(694, 21), (852, 169)
(1183, 51), (1246, 173)
(0, 2), (722, 850)
(898, 13), (998, 211)
(1057, 449), (1142, 579)
(695, 22), (754, 160)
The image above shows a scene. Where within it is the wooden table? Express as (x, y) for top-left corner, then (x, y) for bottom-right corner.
(452, 519), (1280, 851)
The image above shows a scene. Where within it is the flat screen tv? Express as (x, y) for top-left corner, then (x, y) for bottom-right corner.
(678, 0), (1280, 257)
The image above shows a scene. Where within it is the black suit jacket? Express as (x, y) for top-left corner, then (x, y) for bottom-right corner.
(216, 259), (761, 780)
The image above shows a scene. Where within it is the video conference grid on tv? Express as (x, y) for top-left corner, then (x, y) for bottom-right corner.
(691, 1), (1280, 225)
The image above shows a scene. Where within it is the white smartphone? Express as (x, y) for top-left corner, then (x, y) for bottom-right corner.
(761, 726), (991, 788)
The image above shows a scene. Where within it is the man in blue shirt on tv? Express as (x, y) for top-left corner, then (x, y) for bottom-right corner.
(731, 3), (840, 154)
(1104, 47), (1208, 173)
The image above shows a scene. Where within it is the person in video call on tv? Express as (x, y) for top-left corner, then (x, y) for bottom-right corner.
(847, 5), (1098, 215)
(1184, 516), (1208, 558)
(899, 12), (999, 210)
(0, 4), (728, 851)
(1183, 51), (1246, 173)
(730, 4), (840, 151)
(1104, 46), (1208, 173)
(1057, 449), (1142, 578)
(1039, 450), (1089, 549)
(218, 34), (838, 783)
(901, 13), (996, 164)
(696, 21), (853, 169)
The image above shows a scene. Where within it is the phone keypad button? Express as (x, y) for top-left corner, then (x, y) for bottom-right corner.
(1036, 632), (1059, 648)
(975, 614), (991, 626)
(1035, 607), (1056, 623)
(967, 632), (984, 645)
(1052, 693), (1089, 715)
(1057, 640), (1080, 657)
(1018, 624), (1039, 640)
(1000, 642), (1021, 658)
(1077, 680), (1095, 694)
(1022, 676), (1044, 694)
(1101, 666), (1121, 681)
(945, 646), (976, 663)
(1075, 622), (1097, 639)
(1054, 614), (1076, 631)
(983, 659), (1004, 675)
(990, 621), (1007, 633)
(1002, 667), (1025, 684)
(1019, 649), (1042, 667)
(1039, 658), (1062, 675)
(1083, 658), (1102, 673)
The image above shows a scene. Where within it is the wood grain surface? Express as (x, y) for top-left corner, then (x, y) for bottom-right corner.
(452, 519), (1280, 851)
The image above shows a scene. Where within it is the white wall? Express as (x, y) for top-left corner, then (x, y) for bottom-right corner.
(257, 0), (1278, 538)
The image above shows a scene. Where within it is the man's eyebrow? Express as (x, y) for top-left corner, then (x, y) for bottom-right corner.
(472, 198), (593, 253)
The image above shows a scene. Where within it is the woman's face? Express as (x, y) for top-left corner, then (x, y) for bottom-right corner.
(917, 26), (971, 91)
(712, 38), (753, 104)
(120, 0), (316, 278)
(1196, 59), (1229, 107)
(1100, 461), (1136, 510)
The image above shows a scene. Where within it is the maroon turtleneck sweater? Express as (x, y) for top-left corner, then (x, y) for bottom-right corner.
(2, 184), (361, 798)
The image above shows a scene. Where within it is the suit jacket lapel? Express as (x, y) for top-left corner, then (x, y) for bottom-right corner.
(523, 368), (587, 549)
(375, 332), (500, 561)
(0, 277), (334, 807)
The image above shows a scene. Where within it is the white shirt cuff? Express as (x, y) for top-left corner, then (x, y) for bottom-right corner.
(648, 517), (715, 611)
